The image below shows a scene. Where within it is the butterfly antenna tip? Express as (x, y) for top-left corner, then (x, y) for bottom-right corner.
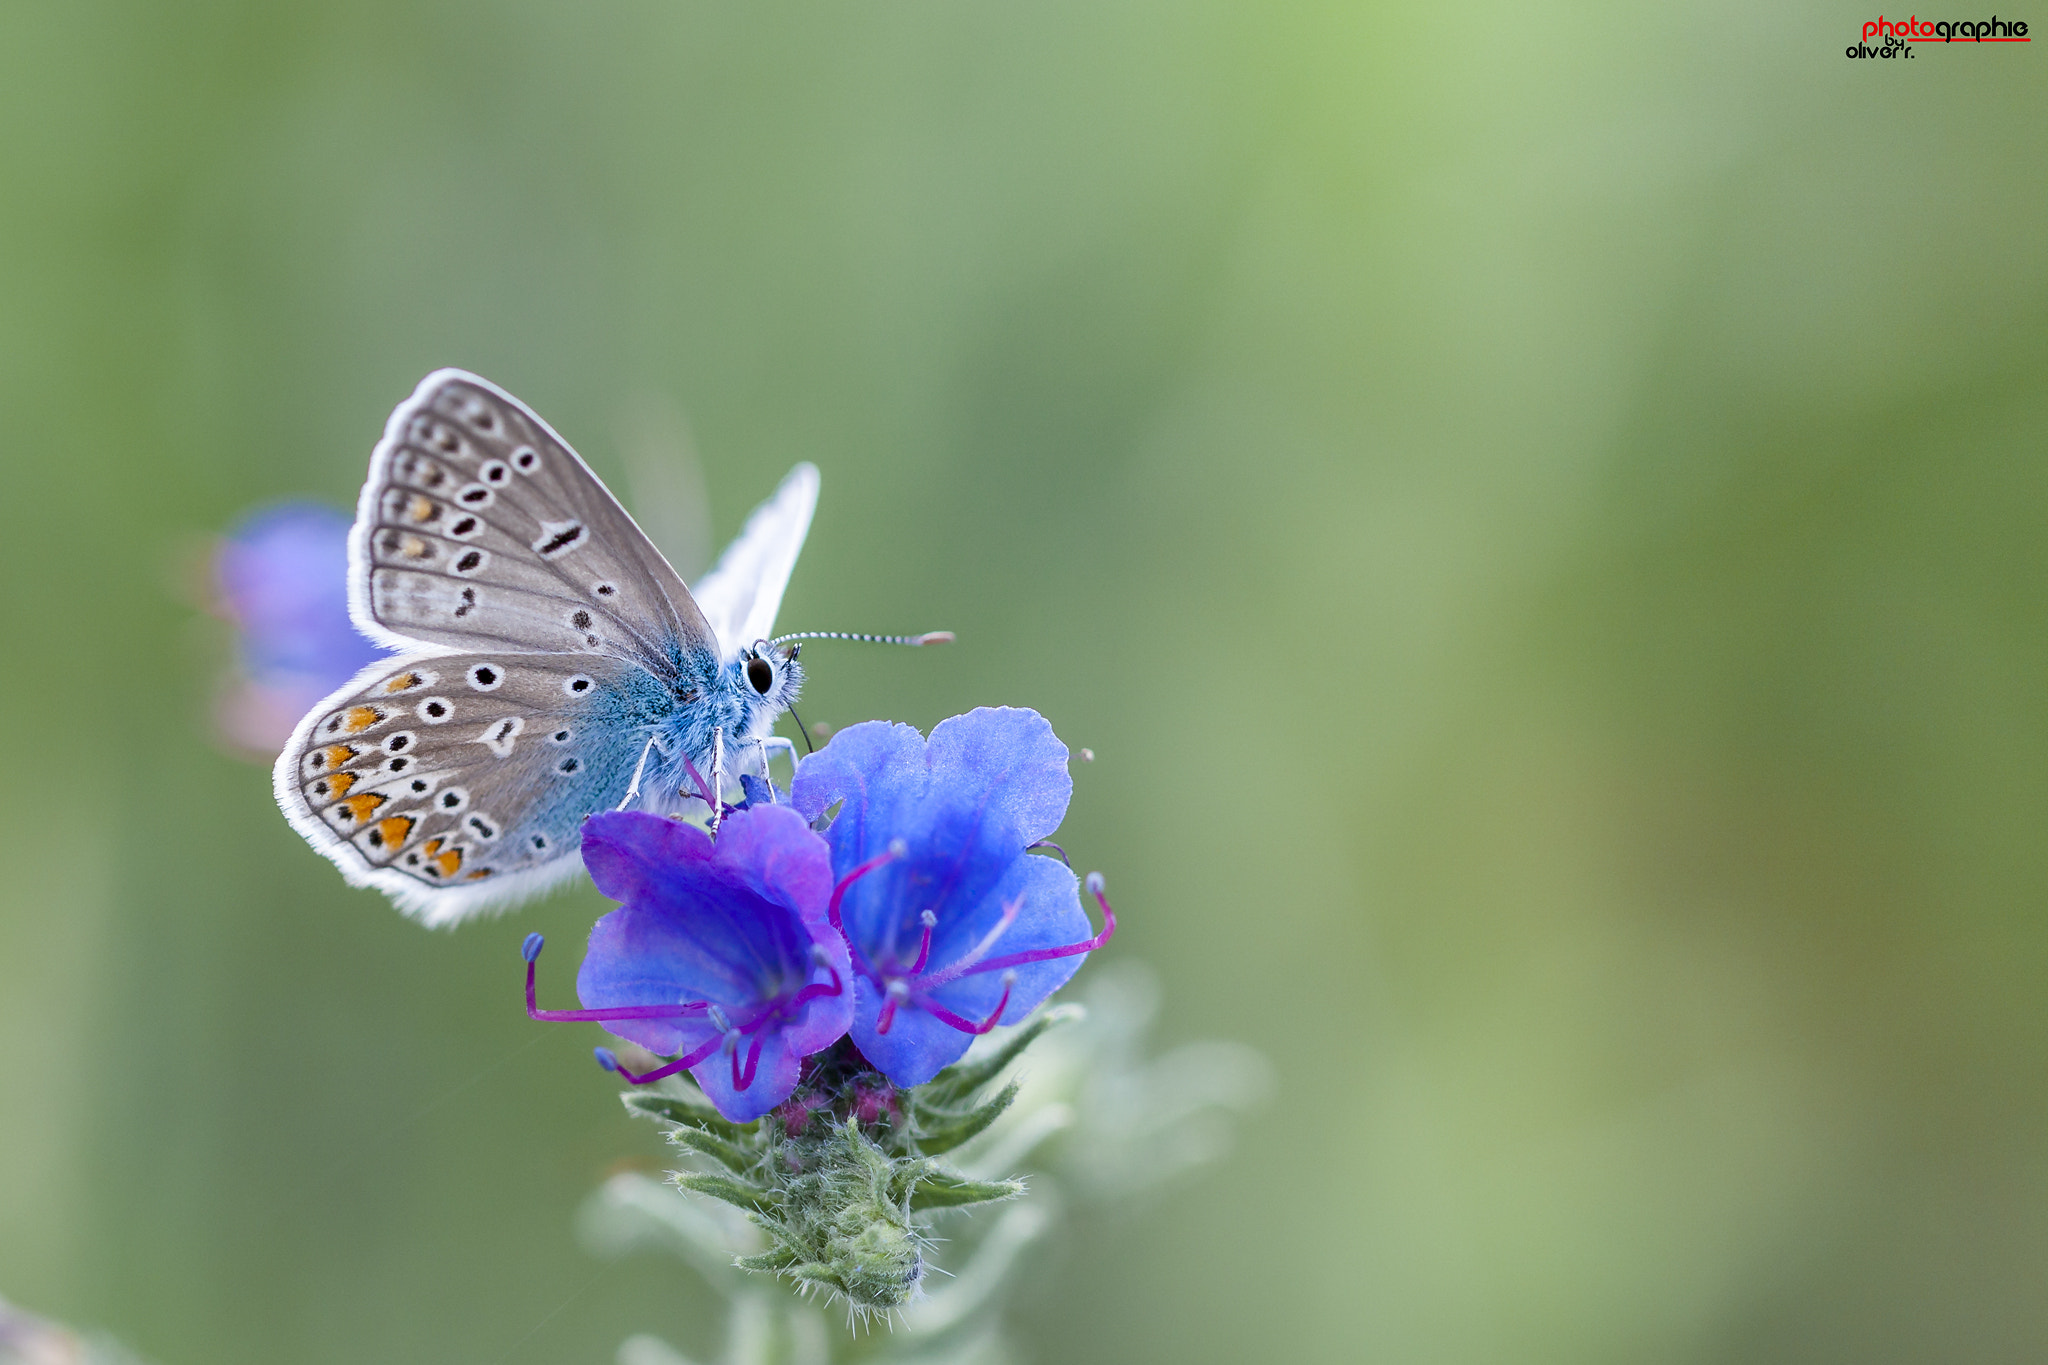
(767, 630), (955, 648)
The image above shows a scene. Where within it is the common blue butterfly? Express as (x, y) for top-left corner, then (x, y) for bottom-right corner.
(275, 370), (848, 926)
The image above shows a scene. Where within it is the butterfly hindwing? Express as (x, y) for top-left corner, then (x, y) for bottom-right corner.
(275, 651), (663, 925)
(691, 462), (818, 663)
(352, 370), (716, 666)
(274, 370), (823, 924)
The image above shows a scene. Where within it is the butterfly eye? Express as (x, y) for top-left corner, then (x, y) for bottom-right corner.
(746, 657), (774, 695)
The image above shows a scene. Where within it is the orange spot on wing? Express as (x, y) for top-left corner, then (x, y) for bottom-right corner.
(337, 793), (386, 823)
(384, 672), (423, 693)
(407, 494), (438, 523)
(374, 816), (415, 849)
(343, 706), (384, 734)
(323, 772), (357, 799)
(430, 847), (464, 878)
(423, 837), (444, 855)
(465, 868), (493, 880)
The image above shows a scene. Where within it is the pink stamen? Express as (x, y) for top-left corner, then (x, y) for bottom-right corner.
(949, 873), (1117, 980)
(527, 955), (711, 1024)
(828, 845), (903, 936)
(598, 1032), (725, 1085)
(872, 982), (905, 1035)
(732, 1030), (766, 1091)
(828, 842), (904, 979)
(786, 958), (845, 1010)
(921, 971), (1015, 1036)
(907, 911), (937, 975)
(915, 897), (1021, 990)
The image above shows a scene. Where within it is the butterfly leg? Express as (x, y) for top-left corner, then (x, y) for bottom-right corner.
(709, 727), (726, 834)
(760, 737), (800, 794)
(616, 735), (660, 812)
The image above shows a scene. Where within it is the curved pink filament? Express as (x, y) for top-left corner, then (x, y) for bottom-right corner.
(875, 993), (902, 1035)
(732, 1030), (766, 1091)
(921, 975), (1015, 1036)
(948, 880), (1118, 980)
(914, 897), (1020, 990)
(827, 847), (901, 978)
(609, 1032), (725, 1085)
(786, 960), (844, 1010)
(528, 960), (711, 1024)
(907, 918), (936, 975)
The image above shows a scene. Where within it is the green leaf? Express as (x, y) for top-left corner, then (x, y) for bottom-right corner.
(734, 1248), (799, 1273)
(621, 1090), (753, 1143)
(907, 1170), (1025, 1211)
(665, 1124), (754, 1173)
(920, 1004), (1084, 1107)
(673, 1171), (778, 1212)
(910, 1079), (1019, 1155)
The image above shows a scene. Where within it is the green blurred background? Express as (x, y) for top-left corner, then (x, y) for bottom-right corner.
(3, 2), (2044, 1361)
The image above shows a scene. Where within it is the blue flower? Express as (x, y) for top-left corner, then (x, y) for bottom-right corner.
(523, 805), (854, 1123)
(214, 503), (386, 752)
(790, 707), (1115, 1088)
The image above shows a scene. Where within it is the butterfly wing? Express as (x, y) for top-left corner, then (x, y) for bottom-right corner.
(690, 462), (818, 662)
(274, 651), (665, 926)
(350, 369), (717, 666)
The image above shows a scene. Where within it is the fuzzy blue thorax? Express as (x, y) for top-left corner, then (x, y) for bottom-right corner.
(595, 638), (804, 815)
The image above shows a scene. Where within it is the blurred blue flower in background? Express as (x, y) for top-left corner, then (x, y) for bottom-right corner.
(212, 503), (385, 755)
(791, 707), (1114, 1087)
(560, 807), (855, 1123)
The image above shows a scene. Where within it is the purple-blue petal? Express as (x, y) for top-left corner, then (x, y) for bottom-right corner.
(791, 707), (1074, 975)
(791, 708), (1089, 1088)
(923, 708), (1073, 851)
(694, 1035), (807, 1124)
(217, 503), (383, 689)
(848, 852), (1090, 1085)
(789, 719), (928, 862)
(574, 806), (852, 1120)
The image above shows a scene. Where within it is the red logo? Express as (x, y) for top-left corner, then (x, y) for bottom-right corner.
(1849, 13), (2030, 55)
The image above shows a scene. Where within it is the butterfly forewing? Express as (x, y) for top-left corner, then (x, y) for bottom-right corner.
(354, 371), (719, 666)
(275, 369), (821, 925)
(277, 652), (662, 925)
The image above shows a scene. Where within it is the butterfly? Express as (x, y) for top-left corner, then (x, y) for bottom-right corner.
(274, 369), (827, 927)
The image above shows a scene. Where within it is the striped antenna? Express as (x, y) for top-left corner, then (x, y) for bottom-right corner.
(767, 630), (955, 648)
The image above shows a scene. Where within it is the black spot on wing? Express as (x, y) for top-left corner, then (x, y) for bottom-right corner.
(535, 521), (585, 557)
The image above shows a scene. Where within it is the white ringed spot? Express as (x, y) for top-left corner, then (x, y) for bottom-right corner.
(478, 715), (524, 757)
(533, 519), (586, 558)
